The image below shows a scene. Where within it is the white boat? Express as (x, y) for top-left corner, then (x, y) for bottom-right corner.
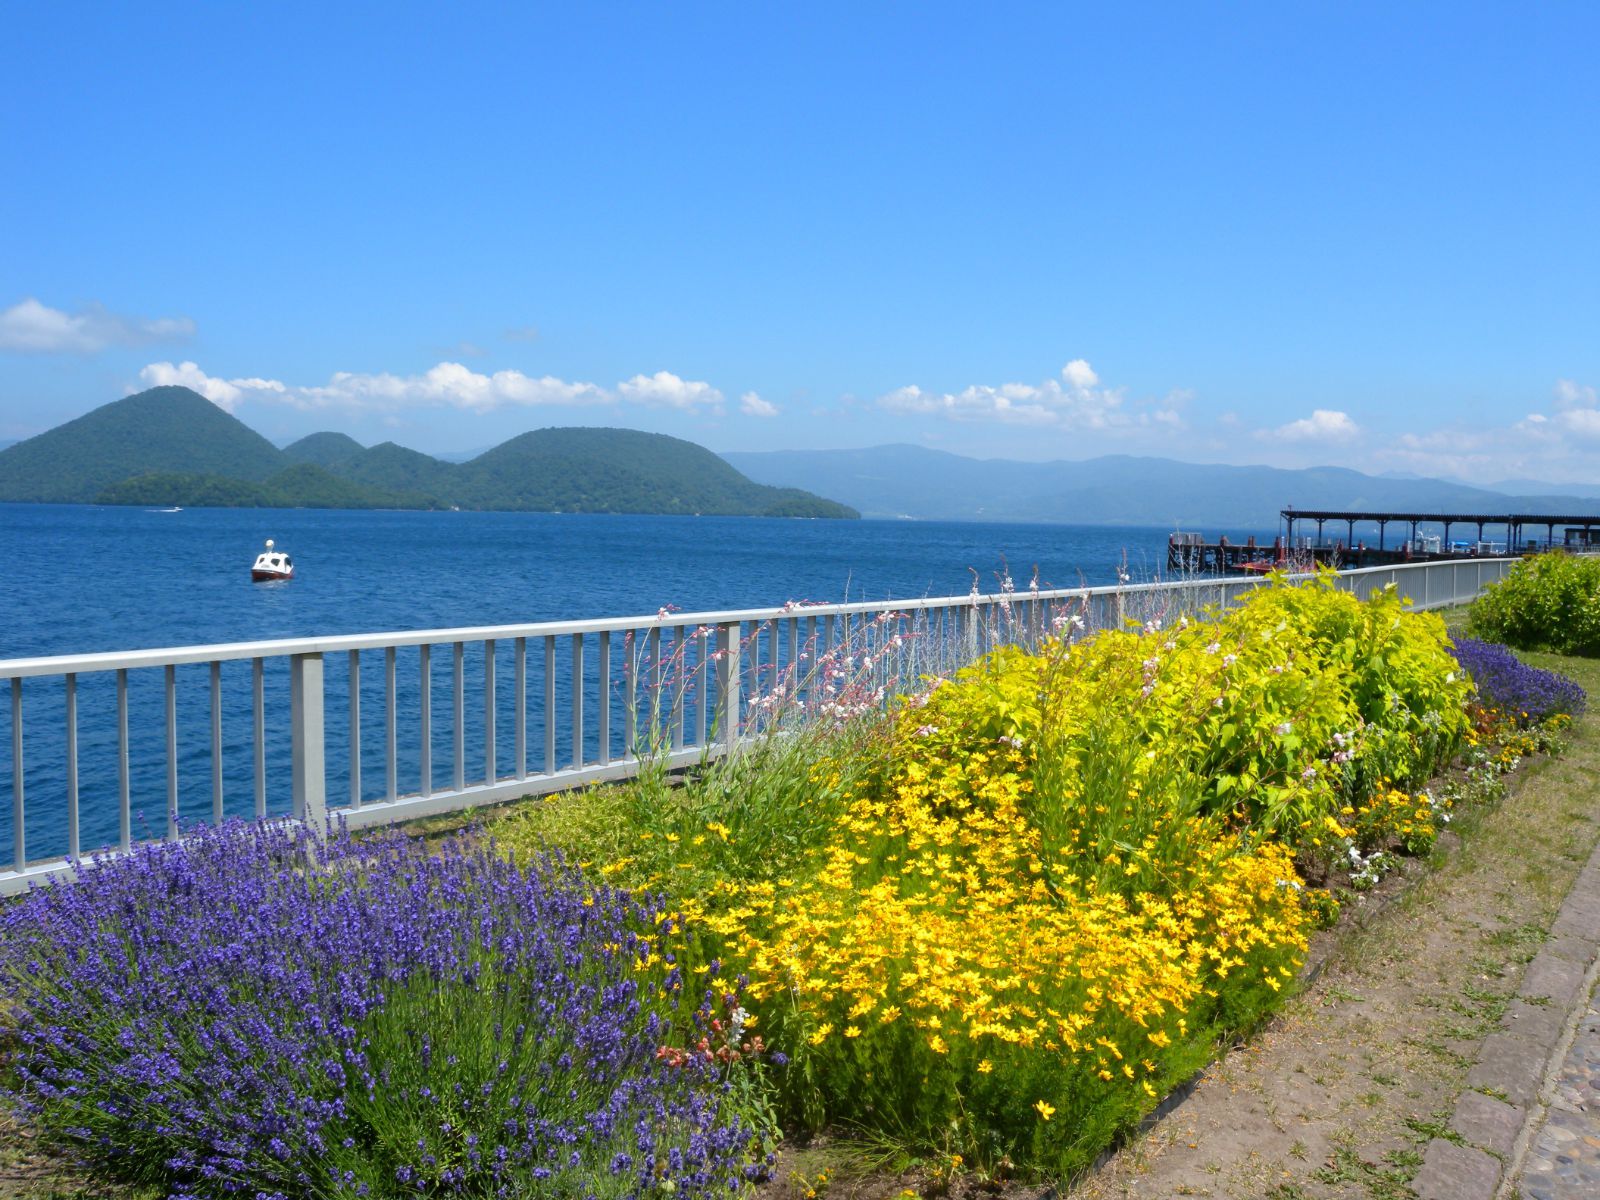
(250, 539), (294, 581)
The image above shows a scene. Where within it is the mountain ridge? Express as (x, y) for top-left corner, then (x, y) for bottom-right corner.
(0, 388), (857, 518)
(719, 443), (1600, 527)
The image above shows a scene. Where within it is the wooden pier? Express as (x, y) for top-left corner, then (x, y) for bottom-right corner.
(1169, 508), (1600, 574)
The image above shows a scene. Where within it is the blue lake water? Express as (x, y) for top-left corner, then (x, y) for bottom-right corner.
(0, 504), (1275, 864)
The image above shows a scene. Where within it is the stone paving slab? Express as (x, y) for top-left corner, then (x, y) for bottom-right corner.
(1500, 888), (1600, 1197)
(1504, 997), (1567, 1046)
(1465, 1032), (1544, 1106)
(1521, 954), (1589, 1009)
(1409, 818), (1600, 1200)
(1451, 1089), (1521, 1158)
(1413, 1139), (1499, 1200)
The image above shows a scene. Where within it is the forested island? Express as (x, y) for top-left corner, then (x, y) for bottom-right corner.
(0, 387), (858, 518)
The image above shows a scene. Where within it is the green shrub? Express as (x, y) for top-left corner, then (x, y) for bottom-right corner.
(1467, 552), (1600, 656)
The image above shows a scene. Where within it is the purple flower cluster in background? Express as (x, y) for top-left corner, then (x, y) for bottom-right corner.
(1449, 636), (1587, 724)
(0, 822), (766, 1199)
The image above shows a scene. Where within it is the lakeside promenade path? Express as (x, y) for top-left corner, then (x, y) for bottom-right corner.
(1412, 836), (1600, 1199)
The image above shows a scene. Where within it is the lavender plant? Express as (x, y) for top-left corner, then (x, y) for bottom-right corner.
(0, 820), (770, 1199)
(1449, 636), (1587, 724)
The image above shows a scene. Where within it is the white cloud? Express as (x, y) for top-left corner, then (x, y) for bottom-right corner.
(1061, 358), (1099, 389)
(1510, 379), (1600, 442)
(617, 370), (724, 411)
(740, 391), (779, 417)
(1, 297), (194, 353)
(1554, 379), (1598, 410)
(1261, 409), (1361, 443)
(296, 362), (612, 413)
(139, 361), (285, 413)
(877, 360), (1131, 429)
(1368, 378), (1600, 482)
(134, 360), (760, 418)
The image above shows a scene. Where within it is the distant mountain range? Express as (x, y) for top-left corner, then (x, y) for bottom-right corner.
(0, 387), (858, 518)
(720, 444), (1600, 528)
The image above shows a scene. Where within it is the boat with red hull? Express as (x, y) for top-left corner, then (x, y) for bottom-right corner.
(250, 539), (294, 581)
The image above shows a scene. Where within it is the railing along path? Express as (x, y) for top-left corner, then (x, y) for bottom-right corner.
(0, 557), (1515, 894)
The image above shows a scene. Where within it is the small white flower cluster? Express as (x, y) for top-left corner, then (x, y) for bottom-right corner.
(1342, 839), (1391, 890)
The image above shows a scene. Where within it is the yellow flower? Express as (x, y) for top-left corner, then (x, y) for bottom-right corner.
(977, 1059), (993, 1073)
(844, 1025), (861, 1038)
(1035, 1100), (1055, 1121)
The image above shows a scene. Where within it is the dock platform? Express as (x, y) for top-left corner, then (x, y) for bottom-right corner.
(1169, 508), (1600, 574)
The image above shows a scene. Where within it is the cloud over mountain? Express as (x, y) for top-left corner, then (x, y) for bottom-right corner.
(2, 298), (194, 354)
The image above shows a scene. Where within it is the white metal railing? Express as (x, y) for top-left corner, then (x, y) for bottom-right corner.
(0, 557), (1516, 894)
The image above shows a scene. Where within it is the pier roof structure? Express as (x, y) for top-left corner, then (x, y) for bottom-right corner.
(1281, 508), (1600, 553)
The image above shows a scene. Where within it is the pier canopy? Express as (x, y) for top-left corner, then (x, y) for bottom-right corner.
(1281, 508), (1600, 554)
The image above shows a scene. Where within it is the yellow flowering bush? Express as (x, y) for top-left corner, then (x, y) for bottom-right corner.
(489, 577), (1493, 1179)
(676, 577), (1472, 1175)
(689, 744), (1306, 1176)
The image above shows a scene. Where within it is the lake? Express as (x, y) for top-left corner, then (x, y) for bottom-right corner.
(1, 504), (1275, 862)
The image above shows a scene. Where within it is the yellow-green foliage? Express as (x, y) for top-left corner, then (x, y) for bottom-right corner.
(906, 572), (1470, 852)
(495, 577), (1474, 1180)
(683, 576), (1470, 1177)
(1467, 551), (1600, 656)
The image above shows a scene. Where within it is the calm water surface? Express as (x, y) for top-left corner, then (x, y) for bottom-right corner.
(1, 504), (1271, 862)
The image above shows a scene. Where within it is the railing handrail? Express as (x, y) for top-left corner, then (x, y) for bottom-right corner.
(0, 558), (1518, 680)
(0, 578), (1217, 679)
(0, 555), (1520, 895)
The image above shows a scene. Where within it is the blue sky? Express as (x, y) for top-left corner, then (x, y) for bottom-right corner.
(3, 1), (1597, 482)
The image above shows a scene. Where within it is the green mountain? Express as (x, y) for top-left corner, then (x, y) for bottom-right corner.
(0, 387), (857, 517)
(93, 465), (440, 509)
(281, 431), (365, 467)
(453, 427), (857, 517)
(337, 441), (459, 496)
(0, 386), (285, 502)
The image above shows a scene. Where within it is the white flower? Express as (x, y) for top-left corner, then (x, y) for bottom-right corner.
(1273, 722), (1293, 736)
(1205, 641), (1221, 655)
(1222, 654), (1238, 668)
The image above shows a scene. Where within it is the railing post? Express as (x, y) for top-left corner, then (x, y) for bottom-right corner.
(290, 652), (327, 828)
(716, 621), (741, 748)
(11, 678), (23, 873)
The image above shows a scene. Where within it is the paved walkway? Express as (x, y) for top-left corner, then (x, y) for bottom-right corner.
(1412, 849), (1600, 1200)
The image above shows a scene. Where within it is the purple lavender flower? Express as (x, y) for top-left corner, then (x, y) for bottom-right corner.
(1449, 636), (1586, 724)
(0, 820), (766, 1198)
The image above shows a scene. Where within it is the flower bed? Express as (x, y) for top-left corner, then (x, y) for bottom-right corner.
(672, 577), (1483, 1176)
(2, 578), (1582, 1195)
(0, 822), (771, 1199)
